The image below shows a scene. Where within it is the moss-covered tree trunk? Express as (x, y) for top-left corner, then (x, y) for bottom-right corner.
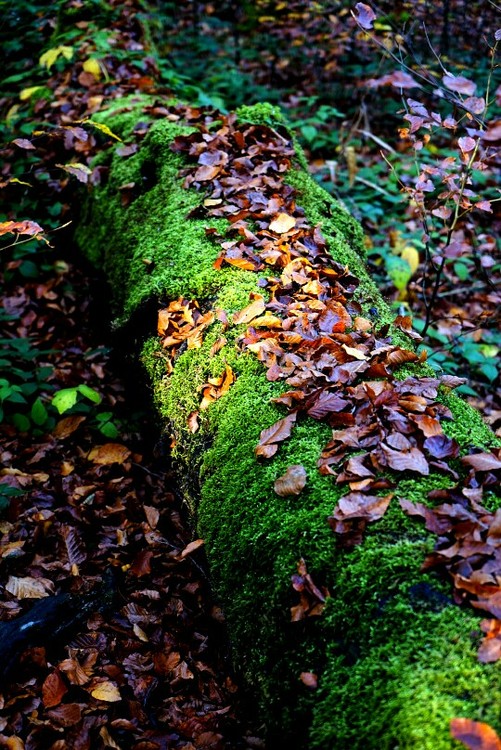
(76, 96), (501, 749)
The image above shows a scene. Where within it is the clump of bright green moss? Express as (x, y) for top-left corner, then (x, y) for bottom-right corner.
(79, 100), (501, 749)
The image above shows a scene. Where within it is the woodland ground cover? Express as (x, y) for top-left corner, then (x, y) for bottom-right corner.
(0, 1), (500, 748)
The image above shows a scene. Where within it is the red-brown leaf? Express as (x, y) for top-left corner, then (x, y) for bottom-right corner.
(450, 718), (501, 750)
(255, 413), (297, 458)
(42, 670), (68, 708)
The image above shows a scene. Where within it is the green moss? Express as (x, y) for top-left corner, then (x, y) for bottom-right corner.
(81, 100), (501, 748)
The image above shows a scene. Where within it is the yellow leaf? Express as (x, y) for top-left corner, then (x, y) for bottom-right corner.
(9, 178), (32, 187)
(82, 119), (122, 142)
(400, 245), (420, 275)
(19, 86), (44, 101)
(233, 294), (266, 325)
(39, 45), (73, 70)
(90, 681), (122, 702)
(269, 213), (296, 234)
(6, 104), (20, 125)
(82, 58), (102, 79)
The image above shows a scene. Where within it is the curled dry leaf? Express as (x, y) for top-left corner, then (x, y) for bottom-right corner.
(353, 2), (376, 30)
(450, 718), (501, 750)
(462, 452), (501, 472)
(87, 443), (131, 465)
(269, 213), (296, 234)
(274, 464), (307, 496)
(6, 575), (54, 599)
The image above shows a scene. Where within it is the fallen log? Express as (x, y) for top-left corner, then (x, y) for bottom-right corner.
(76, 97), (501, 749)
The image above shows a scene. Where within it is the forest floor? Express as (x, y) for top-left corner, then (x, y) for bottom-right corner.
(0, 247), (265, 749)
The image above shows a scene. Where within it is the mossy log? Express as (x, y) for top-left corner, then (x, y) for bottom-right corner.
(76, 97), (501, 749)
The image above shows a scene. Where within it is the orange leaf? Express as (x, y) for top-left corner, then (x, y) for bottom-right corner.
(450, 718), (501, 750)
(233, 294), (266, 325)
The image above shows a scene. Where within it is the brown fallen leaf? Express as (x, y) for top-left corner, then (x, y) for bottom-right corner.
(180, 538), (205, 558)
(255, 412), (297, 458)
(274, 465), (307, 496)
(450, 718), (501, 750)
(42, 670), (68, 708)
(87, 443), (131, 464)
(462, 452), (501, 472)
(46, 703), (83, 728)
(232, 294), (266, 325)
(53, 415), (87, 440)
(187, 410), (200, 433)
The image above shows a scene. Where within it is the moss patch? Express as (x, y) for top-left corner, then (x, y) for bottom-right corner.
(79, 100), (501, 748)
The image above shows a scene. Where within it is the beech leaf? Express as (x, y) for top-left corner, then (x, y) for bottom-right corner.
(256, 413), (297, 458)
(274, 465), (307, 496)
(462, 452), (501, 472)
(269, 213), (296, 233)
(450, 718), (501, 750)
(442, 74), (476, 96)
(353, 3), (376, 30)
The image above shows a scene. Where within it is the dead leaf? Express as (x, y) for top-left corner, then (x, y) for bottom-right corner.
(180, 538), (204, 558)
(450, 718), (501, 750)
(53, 415), (86, 439)
(274, 465), (307, 496)
(42, 670), (68, 708)
(269, 213), (296, 233)
(5, 575), (54, 599)
(462, 452), (501, 472)
(232, 294), (266, 325)
(255, 412), (297, 458)
(87, 443), (131, 464)
(90, 680), (122, 702)
(187, 410), (200, 433)
(353, 2), (376, 30)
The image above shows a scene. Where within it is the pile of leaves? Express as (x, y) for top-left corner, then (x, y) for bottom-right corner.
(164, 103), (501, 680)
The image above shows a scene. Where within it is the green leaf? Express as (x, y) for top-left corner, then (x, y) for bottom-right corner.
(479, 363), (498, 382)
(300, 125), (318, 144)
(12, 413), (30, 432)
(52, 387), (78, 414)
(31, 398), (48, 426)
(99, 421), (119, 438)
(77, 384), (102, 404)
